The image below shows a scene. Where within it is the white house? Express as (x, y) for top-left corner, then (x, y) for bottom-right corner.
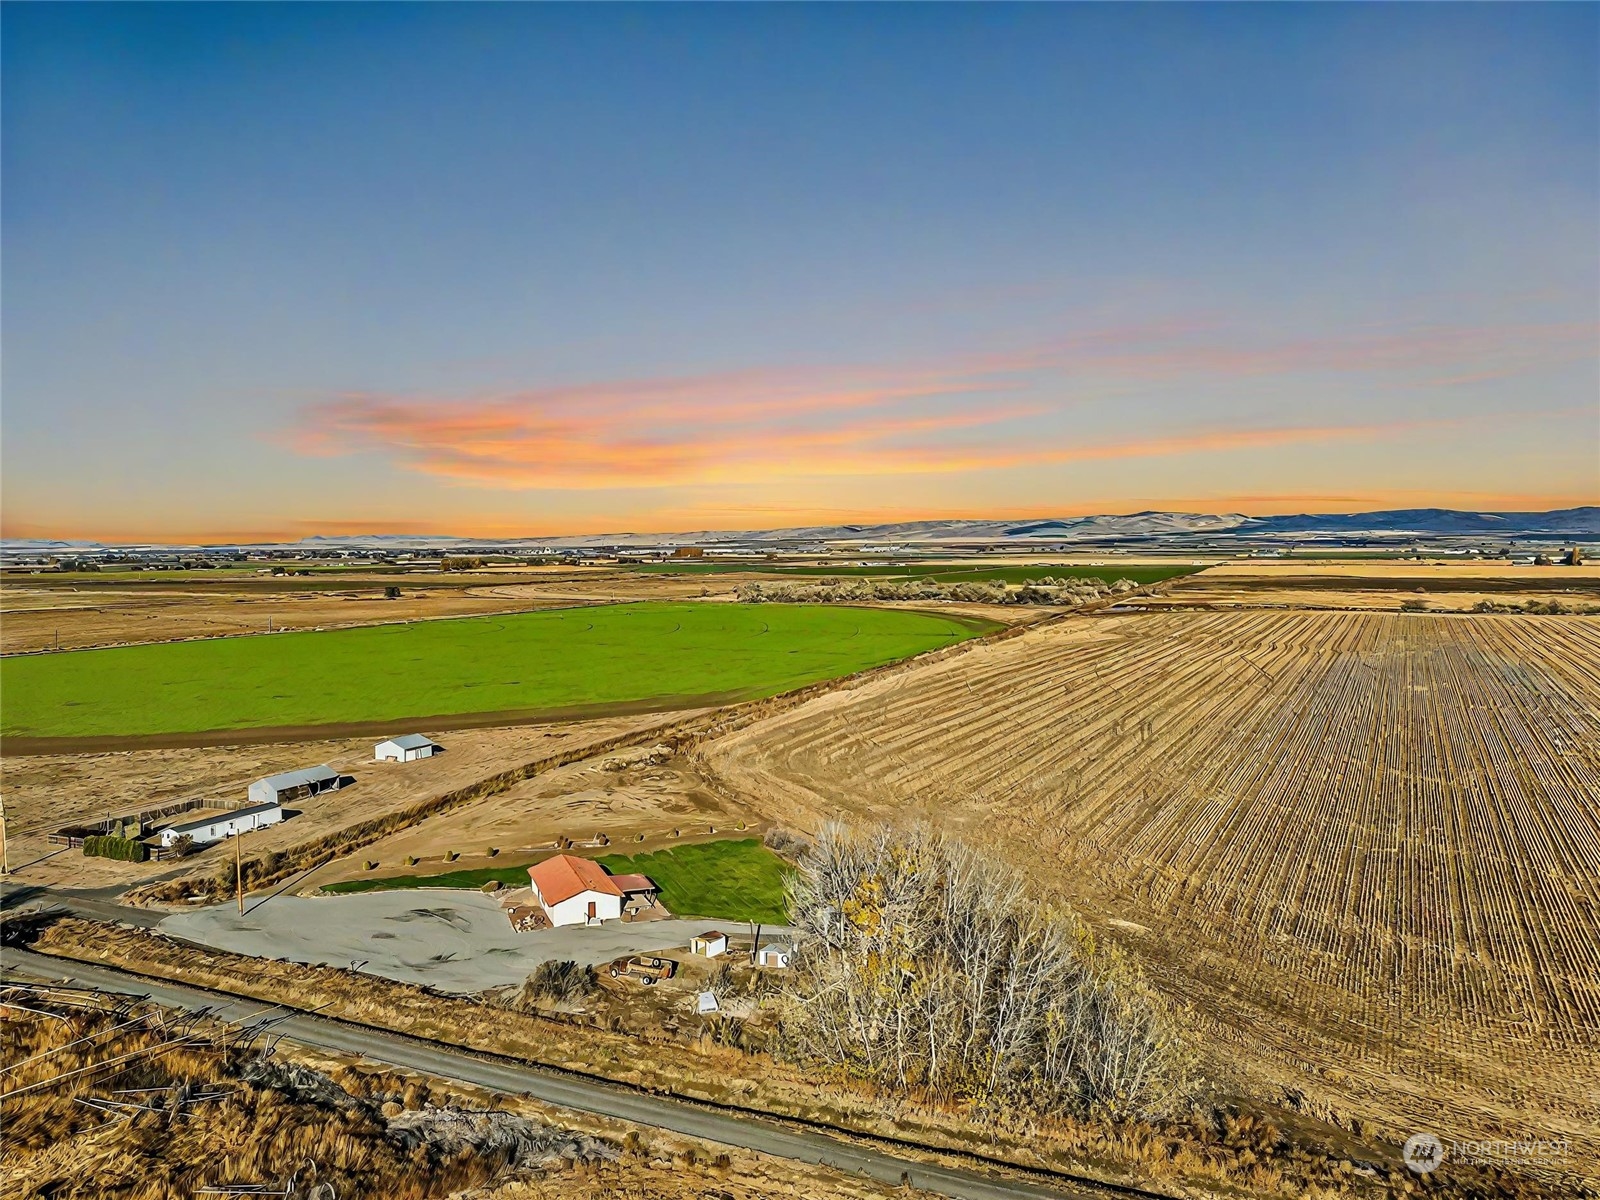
(158, 802), (283, 848)
(375, 734), (440, 762)
(528, 854), (624, 927)
(248, 765), (343, 807)
(756, 944), (793, 969)
(689, 931), (728, 958)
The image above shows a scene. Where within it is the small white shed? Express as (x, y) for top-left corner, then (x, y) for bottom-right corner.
(689, 931), (728, 958)
(756, 944), (793, 969)
(375, 734), (440, 762)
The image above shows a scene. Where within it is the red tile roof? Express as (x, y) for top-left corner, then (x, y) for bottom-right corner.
(528, 854), (623, 906)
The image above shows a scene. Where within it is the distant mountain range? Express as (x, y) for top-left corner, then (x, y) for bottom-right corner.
(4, 507), (1595, 553)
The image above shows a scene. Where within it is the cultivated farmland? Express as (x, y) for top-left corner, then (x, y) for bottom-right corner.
(704, 611), (1600, 1159)
(1, 602), (991, 742)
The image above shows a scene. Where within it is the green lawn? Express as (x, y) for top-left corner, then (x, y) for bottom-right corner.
(324, 838), (792, 925)
(597, 839), (790, 924)
(324, 863), (538, 894)
(635, 562), (1201, 585)
(1, 602), (989, 739)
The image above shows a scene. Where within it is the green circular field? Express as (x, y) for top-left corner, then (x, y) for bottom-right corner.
(0, 602), (992, 740)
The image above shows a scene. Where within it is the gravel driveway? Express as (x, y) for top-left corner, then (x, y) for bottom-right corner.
(158, 889), (793, 993)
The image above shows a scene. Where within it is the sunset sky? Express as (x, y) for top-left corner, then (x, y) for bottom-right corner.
(4, 4), (1596, 544)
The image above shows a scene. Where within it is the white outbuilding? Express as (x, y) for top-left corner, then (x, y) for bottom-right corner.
(756, 944), (793, 969)
(375, 734), (440, 762)
(158, 802), (283, 848)
(248, 765), (343, 807)
(689, 931), (728, 959)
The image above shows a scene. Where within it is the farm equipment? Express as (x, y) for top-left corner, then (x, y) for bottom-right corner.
(607, 955), (676, 985)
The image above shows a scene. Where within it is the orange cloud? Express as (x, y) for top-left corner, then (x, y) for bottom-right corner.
(286, 318), (1596, 490)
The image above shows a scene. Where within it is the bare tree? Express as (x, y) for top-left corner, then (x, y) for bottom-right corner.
(780, 822), (1195, 1120)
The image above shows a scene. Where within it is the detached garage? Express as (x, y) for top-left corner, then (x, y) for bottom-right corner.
(375, 734), (440, 762)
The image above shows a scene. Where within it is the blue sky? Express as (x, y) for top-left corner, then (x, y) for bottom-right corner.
(4, 3), (1596, 541)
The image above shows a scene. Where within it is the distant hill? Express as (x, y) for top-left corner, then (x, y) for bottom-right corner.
(4, 507), (1594, 553)
(1242, 507), (1600, 537)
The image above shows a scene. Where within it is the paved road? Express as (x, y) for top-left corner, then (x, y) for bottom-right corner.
(0, 881), (166, 928)
(0, 947), (1128, 1200)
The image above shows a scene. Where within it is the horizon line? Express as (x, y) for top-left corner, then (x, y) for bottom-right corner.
(4, 501), (1597, 549)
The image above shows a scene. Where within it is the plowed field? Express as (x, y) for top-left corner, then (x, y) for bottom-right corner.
(705, 611), (1600, 1162)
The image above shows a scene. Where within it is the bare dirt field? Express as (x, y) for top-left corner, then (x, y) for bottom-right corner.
(312, 747), (752, 889)
(1156, 559), (1600, 612)
(702, 610), (1600, 1165)
(0, 568), (728, 654)
(0, 713), (702, 890)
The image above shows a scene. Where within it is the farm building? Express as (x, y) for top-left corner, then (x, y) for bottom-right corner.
(158, 803), (282, 848)
(756, 943), (793, 969)
(248, 765), (343, 807)
(374, 734), (440, 762)
(689, 931), (728, 958)
(528, 854), (657, 927)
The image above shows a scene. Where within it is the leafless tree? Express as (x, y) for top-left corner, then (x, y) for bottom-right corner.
(780, 822), (1195, 1120)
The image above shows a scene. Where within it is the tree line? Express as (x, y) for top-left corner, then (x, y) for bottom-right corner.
(736, 576), (1142, 607)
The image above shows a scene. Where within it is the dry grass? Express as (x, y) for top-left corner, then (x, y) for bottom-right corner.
(0, 992), (607, 1199)
(311, 748), (752, 889)
(17, 916), (1574, 1198)
(0, 569), (725, 654)
(0, 989), (934, 1200)
(703, 610), (1600, 1175)
(0, 714), (698, 891)
(1157, 559), (1600, 612)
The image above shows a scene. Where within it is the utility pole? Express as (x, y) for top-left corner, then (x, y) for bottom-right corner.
(235, 829), (245, 915)
(0, 795), (10, 876)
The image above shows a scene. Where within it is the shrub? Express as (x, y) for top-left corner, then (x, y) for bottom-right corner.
(518, 960), (596, 1006)
(404, 855), (417, 867)
(383, 585), (401, 599)
(486, 847), (500, 857)
(762, 826), (812, 860)
(364, 860), (378, 871)
(83, 835), (148, 863)
(167, 834), (198, 859)
(445, 850), (459, 862)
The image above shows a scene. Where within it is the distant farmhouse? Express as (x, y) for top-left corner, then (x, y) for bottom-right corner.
(527, 853), (658, 927)
(158, 802), (282, 848)
(375, 734), (440, 762)
(248, 765), (344, 807)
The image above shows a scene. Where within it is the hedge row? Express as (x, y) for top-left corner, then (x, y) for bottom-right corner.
(83, 835), (149, 862)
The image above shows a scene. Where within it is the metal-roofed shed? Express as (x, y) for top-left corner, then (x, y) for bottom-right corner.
(248, 765), (344, 807)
